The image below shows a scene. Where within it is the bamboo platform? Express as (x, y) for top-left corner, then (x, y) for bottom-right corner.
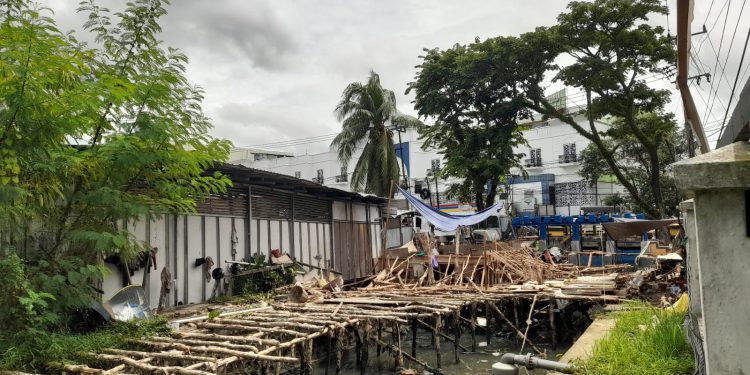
(63, 267), (632, 375)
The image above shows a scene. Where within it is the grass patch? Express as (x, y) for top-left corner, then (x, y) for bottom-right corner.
(0, 317), (171, 373)
(576, 303), (694, 375)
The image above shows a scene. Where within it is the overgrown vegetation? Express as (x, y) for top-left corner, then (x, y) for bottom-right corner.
(229, 255), (297, 295)
(0, 0), (230, 336)
(577, 305), (694, 375)
(0, 317), (171, 373)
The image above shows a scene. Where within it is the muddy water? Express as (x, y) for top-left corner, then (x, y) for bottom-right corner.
(317, 330), (569, 375)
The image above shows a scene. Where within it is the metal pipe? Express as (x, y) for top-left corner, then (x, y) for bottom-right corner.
(494, 353), (575, 374)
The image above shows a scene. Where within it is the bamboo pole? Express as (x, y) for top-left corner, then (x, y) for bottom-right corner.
(434, 315), (442, 370)
(519, 295), (538, 354)
(485, 300), (493, 345)
(549, 302), (557, 347)
(360, 321), (369, 375)
(453, 309), (461, 364)
(393, 321), (404, 369)
(470, 302), (477, 352)
(411, 318), (418, 359)
(415, 319), (469, 352)
(486, 301), (543, 355)
(368, 335), (441, 375)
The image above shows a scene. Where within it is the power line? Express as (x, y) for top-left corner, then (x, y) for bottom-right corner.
(695, 0), (730, 56)
(719, 23), (750, 139)
(241, 133), (338, 149)
(703, 0), (732, 125)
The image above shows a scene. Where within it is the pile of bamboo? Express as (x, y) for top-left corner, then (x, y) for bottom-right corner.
(483, 249), (577, 284)
(63, 279), (626, 375)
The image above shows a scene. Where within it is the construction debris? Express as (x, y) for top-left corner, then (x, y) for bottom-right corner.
(63, 241), (640, 375)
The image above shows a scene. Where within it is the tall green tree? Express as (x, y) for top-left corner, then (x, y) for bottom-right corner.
(579, 112), (685, 216)
(332, 71), (421, 197)
(0, 0), (230, 330)
(407, 38), (534, 210)
(517, 0), (677, 218)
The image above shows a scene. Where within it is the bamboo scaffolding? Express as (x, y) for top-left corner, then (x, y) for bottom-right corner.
(64, 243), (633, 375)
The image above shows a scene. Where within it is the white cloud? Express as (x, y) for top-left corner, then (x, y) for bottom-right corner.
(43, 1), (749, 152)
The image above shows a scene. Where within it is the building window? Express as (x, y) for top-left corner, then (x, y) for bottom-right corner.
(527, 148), (542, 167)
(431, 159), (441, 172)
(313, 169), (324, 184)
(560, 143), (577, 163)
(294, 171), (301, 179)
(336, 167), (348, 183)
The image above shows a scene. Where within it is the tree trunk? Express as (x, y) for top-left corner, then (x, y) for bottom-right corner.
(485, 176), (500, 208)
(647, 146), (664, 218)
(475, 189), (485, 211)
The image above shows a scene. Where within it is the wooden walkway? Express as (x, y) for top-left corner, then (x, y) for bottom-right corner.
(64, 272), (628, 375)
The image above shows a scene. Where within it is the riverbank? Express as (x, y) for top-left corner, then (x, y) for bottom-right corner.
(574, 302), (694, 375)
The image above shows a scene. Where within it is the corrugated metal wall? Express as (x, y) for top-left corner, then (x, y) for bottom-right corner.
(102, 191), (382, 310)
(103, 213), (245, 309)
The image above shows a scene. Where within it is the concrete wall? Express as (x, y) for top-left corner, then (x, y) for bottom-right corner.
(673, 141), (750, 375)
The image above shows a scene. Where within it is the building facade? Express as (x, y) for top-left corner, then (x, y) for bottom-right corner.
(99, 165), (384, 310)
(239, 116), (626, 216)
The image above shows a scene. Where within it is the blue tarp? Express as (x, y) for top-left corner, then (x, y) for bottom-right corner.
(397, 186), (502, 232)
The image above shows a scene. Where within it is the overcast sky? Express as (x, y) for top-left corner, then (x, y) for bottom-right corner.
(44, 0), (749, 153)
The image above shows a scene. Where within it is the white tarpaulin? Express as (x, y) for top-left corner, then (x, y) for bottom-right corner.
(397, 186), (502, 231)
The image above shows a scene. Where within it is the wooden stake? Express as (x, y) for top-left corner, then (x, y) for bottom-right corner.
(376, 320), (382, 360)
(485, 300), (493, 345)
(486, 301), (543, 355)
(368, 335), (441, 375)
(415, 319), (469, 352)
(360, 321), (369, 375)
(519, 295), (538, 354)
(325, 335), (332, 375)
(549, 302), (557, 347)
(393, 322), (404, 369)
(411, 318), (418, 359)
(513, 299), (520, 342)
(453, 309), (461, 364)
(470, 302), (477, 352)
(335, 332), (343, 375)
(434, 315), (442, 370)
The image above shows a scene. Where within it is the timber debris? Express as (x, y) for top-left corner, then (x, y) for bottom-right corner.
(63, 242), (634, 374)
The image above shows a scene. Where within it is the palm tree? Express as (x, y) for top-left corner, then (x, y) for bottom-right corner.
(332, 71), (422, 197)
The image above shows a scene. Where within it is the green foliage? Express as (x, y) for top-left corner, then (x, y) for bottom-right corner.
(0, 317), (171, 373)
(229, 257), (297, 296)
(602, 193), (626, 208)
(207, 310), (221, 321)
(235, 267), (297, 295)
(408, 37), (537, 209)
(518, 0), (677, 218)
(0, 254), (59, 332)
(0, 0), (231, 332)
(577, 305), (694, 375)
(331, 71), (422, 197)
(579, 112), (686, 216)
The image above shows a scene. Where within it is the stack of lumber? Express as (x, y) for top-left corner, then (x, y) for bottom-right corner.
(560, 274), (620, 296)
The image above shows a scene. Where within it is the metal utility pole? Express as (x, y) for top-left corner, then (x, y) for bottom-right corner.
(676, 0), (710, 153)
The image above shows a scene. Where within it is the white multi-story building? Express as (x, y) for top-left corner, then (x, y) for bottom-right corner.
(237, 115), (626, 216)
(228, 147), (292, 162)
